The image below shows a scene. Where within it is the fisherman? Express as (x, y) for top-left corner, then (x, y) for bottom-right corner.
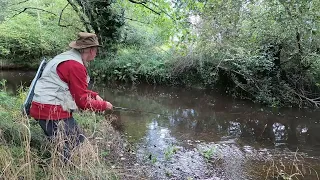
(29, 32), (113, 157)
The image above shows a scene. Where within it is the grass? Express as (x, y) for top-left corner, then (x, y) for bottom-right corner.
(0, 88), (147, 179)
(262, 150), (320, 180)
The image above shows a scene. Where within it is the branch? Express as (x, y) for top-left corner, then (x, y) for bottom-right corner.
(57, 3), (71, 28)
(293, 91), (320, 108)
(58, 3), (84, 32)
(147, 1), (173, 19)
(128, 0), (161, 15)
(124, 17), (150, 24)
(10, 5), (84, 32)
(9, 0), (30, 6)
(127, 0), (147, 4)
(11, 7), (56, 18)
(16, 0), (29, 4)
(67, 0), (91, 32)
(140, 4), (161, 15)
(58, 3), (69, 27)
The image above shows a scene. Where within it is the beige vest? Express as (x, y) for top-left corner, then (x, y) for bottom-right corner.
(33, 49), (90, 112)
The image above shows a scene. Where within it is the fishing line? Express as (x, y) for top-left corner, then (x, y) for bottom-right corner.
(112, 106), (170, 117)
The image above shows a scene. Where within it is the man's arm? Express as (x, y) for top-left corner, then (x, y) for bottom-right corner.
(57, 60), (112, 111)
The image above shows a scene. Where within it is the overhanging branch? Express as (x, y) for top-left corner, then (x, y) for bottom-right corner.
(58, 3), (84, 32)
(58, 3), (71, 28)
(11, 7), (56, 18)
(128, 0), (161, 15)
(10, 6), (84, 31)
(67, 0), (92, 32)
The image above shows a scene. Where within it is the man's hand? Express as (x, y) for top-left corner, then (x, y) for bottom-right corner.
(96, 95), (104, 101)
(95, 95), (112, 110)
(106, 101), (113, 110)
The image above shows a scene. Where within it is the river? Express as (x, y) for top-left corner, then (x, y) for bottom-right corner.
(1, 70), (320, 179)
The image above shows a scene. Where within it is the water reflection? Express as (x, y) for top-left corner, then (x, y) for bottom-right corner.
(97, 83), (320, 150)
(97, 84), (320, 169)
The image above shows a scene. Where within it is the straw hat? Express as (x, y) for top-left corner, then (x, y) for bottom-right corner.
(69, 32), (102, 49)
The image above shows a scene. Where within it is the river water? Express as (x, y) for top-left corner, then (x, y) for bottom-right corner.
(1, 70), (320, 179)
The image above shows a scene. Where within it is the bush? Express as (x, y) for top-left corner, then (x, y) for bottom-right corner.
(90, 45), (172, 84)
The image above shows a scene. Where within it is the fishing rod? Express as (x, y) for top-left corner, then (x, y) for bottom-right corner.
(112, 106), (170, 117)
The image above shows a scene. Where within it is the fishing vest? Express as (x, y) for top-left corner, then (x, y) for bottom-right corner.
(33, 49), (90, 112)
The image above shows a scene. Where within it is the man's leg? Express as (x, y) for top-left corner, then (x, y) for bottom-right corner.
(38, 118), (85, 143)
(63, 117), (85, 144)
(38, 118), (85, 162)
(61, 117), (85, 162)
(38, 119), (57, 137)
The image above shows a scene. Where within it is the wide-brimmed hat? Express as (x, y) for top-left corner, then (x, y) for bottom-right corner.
(69, 32), (102, 49)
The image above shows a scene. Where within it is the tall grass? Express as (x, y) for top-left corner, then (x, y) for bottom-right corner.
(0, 87), (147, 179)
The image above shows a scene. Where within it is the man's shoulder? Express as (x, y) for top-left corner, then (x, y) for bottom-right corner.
(58, 60), (86, 70)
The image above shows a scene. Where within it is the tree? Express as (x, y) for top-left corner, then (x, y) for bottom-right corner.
(194, 0), (320, 107)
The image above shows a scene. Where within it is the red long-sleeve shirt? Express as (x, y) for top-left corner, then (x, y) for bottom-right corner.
(30, 60), (107, 120)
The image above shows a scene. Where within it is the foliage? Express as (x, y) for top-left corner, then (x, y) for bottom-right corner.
(188, 0), (320, 107)
(68, 0), (125, 53)
(0, 0), (80, 64)
(90, 45), (173, 84)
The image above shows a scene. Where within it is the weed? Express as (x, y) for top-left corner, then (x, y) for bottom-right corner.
(0, 79), (6, 91)
(201, 147), (216, 162)
(164, 145), (178, 161)
(151, 156), (157, 164)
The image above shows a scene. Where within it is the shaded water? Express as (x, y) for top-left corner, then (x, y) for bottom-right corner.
(0, 70), (34, 93)
(2, 70), (320, 179)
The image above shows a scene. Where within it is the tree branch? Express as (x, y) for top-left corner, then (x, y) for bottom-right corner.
(124, 17), (150, 24)
(9, 0), (30, 6)
(141, 4), (161, 15)
(128, 0), (161, 15)
(58, 3), (70, 27)
(11, 7), (56, 18)
(294, 91), (320, 108)
(127, 0), (147, 4)
(58, 3), (84, 32)
(67, 0), (91, 32)
(147, 1), (173, 19)
(10, 5), (84, 32)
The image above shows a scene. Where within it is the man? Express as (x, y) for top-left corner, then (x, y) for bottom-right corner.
(30, 32), (113, 147)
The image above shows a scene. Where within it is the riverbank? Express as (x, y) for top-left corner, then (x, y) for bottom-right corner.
(0, 89), (147, 179)
(0, 59), (38, 70)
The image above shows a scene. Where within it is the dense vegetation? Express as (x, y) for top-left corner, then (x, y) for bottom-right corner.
(1, 0), (320, 108)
